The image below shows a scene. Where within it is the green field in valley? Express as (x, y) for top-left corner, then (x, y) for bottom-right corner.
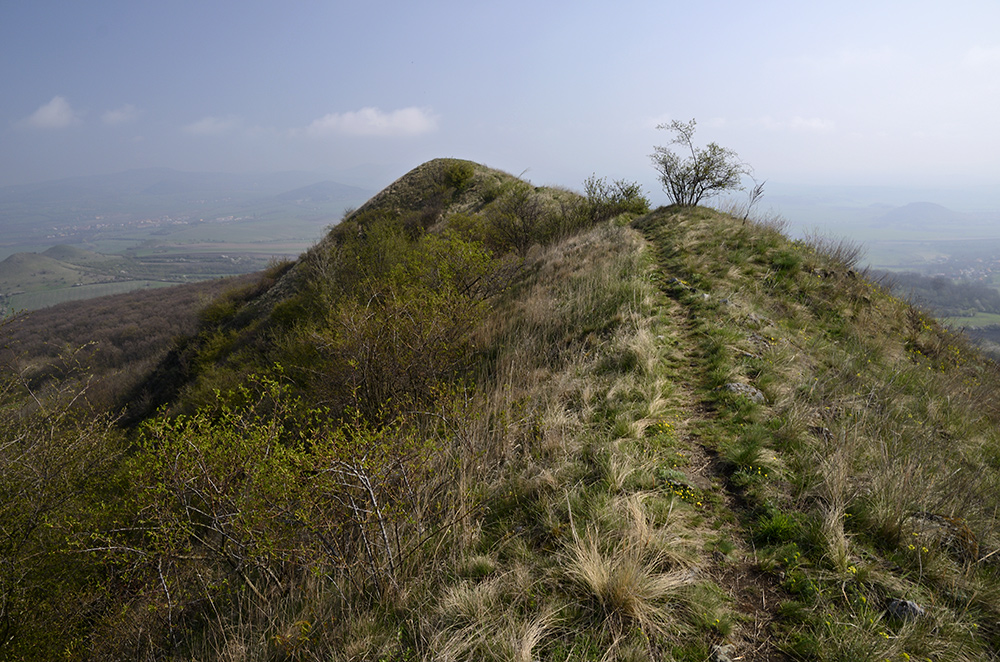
(6, 280), (181, 313)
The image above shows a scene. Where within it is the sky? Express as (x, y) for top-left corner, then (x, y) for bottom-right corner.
(3, 0), (1000, 203)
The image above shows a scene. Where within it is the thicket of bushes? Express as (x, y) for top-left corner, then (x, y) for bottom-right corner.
(0, 274), (261, 409)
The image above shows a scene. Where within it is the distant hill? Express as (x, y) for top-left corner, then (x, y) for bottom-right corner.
(873, 201), (969, 229)
(41, 244), (120, 264)
(0, 242), (253, 314)
(0, 251), (84, 286)
(271, 180), (373, 204)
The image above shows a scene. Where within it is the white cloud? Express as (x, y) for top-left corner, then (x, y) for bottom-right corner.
(789, 116), (835, 132)
(22, 96), (81, 129)
(181, 115), (243, 136)
(305, 106), (438, 137)
(102, 104), (139, 125)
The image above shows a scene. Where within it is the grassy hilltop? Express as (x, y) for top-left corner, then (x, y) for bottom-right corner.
(4, 159), (1000, 661)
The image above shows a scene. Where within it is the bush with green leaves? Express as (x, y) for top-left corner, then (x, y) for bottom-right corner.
(0, 352), (125, 660)
(291, 228), (514, 418)
(443, 160), (476, 192)
(112, 374), (444, 652)
(484, 181), (554, 254)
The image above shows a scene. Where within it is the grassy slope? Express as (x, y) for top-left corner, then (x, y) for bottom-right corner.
(628, 207), (1000, 660)
(400, 205), (1000, 660)
(7, 160), (1000, 661)
(159, 201), (1000, 660)
(0, 252), (87, 288)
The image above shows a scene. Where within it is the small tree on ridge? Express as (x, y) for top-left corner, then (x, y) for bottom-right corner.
(650, 118), (750, 207)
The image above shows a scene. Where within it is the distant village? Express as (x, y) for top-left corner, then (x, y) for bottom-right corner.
(45, 213), (252, 240)
(924, 254), (1000, 284)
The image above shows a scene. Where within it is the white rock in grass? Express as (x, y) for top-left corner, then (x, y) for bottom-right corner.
(886, 598), (925, 620)
(719, 382), (765, 404)
(711, 643), (737, 662)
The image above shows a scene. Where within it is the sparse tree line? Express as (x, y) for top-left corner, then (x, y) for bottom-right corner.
(883, 270), (1000, 318)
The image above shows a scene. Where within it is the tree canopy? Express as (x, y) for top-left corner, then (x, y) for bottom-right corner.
(650, 118), (750, 207)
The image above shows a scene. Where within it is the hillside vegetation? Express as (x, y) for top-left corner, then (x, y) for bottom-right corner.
(885, 271), (1000, 320)
(3, 159), (1000, 661)
(1, 273), (260, 408)
(0, 243), (268, 315)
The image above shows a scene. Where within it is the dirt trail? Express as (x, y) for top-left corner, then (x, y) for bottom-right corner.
(647, 252), (791, 662)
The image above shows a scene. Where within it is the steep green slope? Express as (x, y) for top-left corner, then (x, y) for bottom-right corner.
(632, 207), (1000, 660)
(4, 160), (1000, 661)
(0, 251), (88, 290)
(120, 158), (606, 421)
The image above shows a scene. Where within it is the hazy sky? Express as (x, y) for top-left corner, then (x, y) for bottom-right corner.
(3, 0), (1000, 200)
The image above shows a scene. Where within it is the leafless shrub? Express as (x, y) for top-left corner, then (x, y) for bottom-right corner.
(802, 230), (866, 269)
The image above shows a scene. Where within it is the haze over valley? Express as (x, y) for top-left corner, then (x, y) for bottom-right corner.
(8, 164), (1000, 327)
(0, 168), (372, 312)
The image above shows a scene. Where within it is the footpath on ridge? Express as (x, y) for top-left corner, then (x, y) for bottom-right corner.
(637, 210), (792, 661)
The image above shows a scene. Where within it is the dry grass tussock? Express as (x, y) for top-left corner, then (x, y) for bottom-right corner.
(433, 567), (559, 662)
(423, 221), (717, 658)
(561, 493), (699, 641)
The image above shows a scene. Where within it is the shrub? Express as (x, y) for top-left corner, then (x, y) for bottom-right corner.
(444, 212), (489, 244)
(92, 373), (444, 657)
(583, 175), (650, 222)
(301, 230), (509, 418)
(485, 182), (553, 254)
(443, 160), (476, 193)
(650, 118), (750, 207)
(0, 356), (125, 659)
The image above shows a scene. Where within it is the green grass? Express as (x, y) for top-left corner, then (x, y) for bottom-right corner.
(633, 205), (1000, 660)
(7, 280), (182, 312)
(943, 311), (1000, 327)
(0, 243), (276, 312)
